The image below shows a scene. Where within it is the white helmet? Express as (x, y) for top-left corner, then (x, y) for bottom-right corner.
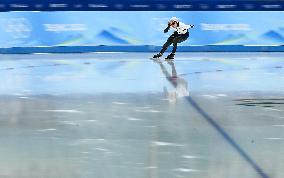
(169, 17), (179, 23)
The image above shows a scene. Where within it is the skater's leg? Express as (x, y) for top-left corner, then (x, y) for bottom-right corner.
(165, 42), (177, 60)
(160, 35), (175, 54)
(153, 35), (175, 59)
(153, 33), (177, 58)
(172, 42), (177, 54)
(160, 41), (171, 53)
(166, 33), (189, 60)
(165, 40), (177, 60)
(173, 32), (189, 45)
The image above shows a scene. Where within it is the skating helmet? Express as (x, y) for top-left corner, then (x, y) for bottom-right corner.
(169, 17), (179, 24)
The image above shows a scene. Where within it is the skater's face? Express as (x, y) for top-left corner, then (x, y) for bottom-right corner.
(170, 21), (178, 28)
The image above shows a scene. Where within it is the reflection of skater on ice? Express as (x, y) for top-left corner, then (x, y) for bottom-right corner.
(156, 60), (189, 102)
(153, 17), (194, 60)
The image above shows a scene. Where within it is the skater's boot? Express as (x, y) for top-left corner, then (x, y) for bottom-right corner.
(153, 53), (163, 59)
(165, 53), (175, 60)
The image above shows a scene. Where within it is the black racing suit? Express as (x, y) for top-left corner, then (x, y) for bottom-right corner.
(160, 27), (189, 54)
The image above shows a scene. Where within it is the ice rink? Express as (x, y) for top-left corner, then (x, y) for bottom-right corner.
(0, 52), (283, 178)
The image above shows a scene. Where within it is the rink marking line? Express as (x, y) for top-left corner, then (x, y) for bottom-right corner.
(36, 128), (57, 132)
(178, 65), (284, 77)
(151, 141), (184, 147)
(264, 137), (284, 140)
(173, 168), (204, 173)
(186, 97), (270, 178)
(151, 60), (270, 178)
(272, 125), (284, 127)
(0, 60), (283, 82)
(235, 98), (284, 101)
(182, 155), (207, 160)
(41, 109), (83, 113)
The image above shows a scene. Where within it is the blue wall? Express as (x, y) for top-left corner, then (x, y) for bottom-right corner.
(0, 11), (283, 47)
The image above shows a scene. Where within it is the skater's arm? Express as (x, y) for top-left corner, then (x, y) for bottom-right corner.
(184, 24), (194, 29)
(164, 21), (174, 33)
(164, 25), (170, 33)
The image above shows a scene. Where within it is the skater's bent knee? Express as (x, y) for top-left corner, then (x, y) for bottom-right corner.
(166, 39), (174, 44)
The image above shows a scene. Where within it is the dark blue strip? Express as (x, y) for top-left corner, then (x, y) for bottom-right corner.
(185, 97), (270, 178)
(0, 0), (283, 11)
(0, 45), (284, 54)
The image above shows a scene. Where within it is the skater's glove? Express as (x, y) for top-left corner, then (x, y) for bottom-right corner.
(164, 26), (170, 33)
(168, 21), (172, 26)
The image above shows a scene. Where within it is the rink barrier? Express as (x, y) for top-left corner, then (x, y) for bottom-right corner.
(0, 45), (284, 54)
(1, 1), (284, 11)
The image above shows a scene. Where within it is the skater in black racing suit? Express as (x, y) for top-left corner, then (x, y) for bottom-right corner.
(153, 17), (194, 60)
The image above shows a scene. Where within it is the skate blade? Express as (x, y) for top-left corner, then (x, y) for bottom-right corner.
(150, 57), (162, 63)
(150, 57), (160, 61)
(164, 58), (174, 61)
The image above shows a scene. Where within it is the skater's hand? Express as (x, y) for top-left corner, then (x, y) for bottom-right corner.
(190, 25), (194, 28)
(164, 26), (170, 33)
